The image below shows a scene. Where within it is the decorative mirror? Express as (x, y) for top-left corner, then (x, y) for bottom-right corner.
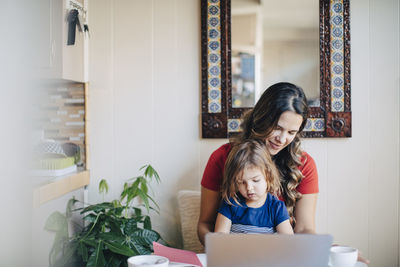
(201, 0), (351, 138)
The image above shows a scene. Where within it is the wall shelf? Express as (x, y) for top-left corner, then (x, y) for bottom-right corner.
(33, 169), (90, 207)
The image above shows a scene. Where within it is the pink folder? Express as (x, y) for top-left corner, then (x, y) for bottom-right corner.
(153, 242), (203, 267)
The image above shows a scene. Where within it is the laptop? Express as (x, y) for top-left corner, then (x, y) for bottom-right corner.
(205, 233), (333, 267)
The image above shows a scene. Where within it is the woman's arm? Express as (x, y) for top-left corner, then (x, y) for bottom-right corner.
(214, 213), (232, 233)
(293, 193), (317, 234)
(276, 219), (294, 234)
(197, 186), (221, 245)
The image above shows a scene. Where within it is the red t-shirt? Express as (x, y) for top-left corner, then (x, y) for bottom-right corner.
(201, 143), (319, 201)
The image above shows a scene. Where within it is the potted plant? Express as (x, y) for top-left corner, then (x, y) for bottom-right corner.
(45, 165), (167, 267)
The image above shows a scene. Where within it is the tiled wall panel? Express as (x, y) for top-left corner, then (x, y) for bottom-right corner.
(36, 82), (86, 167)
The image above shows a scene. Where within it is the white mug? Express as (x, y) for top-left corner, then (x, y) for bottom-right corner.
(127, 255), (169, 267)
(329, 246), (358, 267)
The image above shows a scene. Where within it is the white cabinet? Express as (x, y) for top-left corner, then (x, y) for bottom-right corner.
(38, 0), (88, 82)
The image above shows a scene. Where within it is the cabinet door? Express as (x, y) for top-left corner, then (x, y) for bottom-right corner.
(62, 0), (87, 82)
(36, 0), (62, 78)
(36, 0), (87, 82)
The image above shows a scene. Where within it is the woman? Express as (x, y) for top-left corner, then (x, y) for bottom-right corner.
(198, 82), (369, 264)
(198, 82), (316, 244)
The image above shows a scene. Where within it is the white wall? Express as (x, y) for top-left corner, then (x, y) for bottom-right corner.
(262, 40), (320, 101)
(0, 0), (37, 265)
(32, 189), (85, 267)
(89, 0), (399, 266)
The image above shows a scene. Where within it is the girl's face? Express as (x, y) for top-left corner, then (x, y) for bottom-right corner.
(265, 111), (303, 155)
(237, 166), (268, 206)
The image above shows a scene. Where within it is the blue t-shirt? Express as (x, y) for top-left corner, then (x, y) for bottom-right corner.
(218, 193), (290, 234)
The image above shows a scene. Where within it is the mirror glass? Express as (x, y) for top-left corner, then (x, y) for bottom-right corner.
(231, 0), (320, 108)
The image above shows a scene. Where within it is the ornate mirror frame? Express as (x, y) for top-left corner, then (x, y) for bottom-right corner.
(201, 0), (351, 138)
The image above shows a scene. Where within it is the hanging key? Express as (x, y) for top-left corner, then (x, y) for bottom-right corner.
(67, 9), (79, 45)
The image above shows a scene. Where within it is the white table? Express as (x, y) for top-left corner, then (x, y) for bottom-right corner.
(196, 253), (207, 267)
(195, 253), (367, 267)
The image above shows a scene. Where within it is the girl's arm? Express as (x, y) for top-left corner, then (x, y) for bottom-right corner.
(276, 219), (294, 234)
(214, 213), (232, 233)
(293, 193), (317, 234)
(197, 186), (221, 245)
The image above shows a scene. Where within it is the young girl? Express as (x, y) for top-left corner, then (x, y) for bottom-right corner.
(214, 139), (294, 234)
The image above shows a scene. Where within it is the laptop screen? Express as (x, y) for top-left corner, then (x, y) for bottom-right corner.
(205, 233), (333, 267)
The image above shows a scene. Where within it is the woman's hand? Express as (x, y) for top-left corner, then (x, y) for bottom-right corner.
(357, 250), (370, 265)
(197, 187), (221, 245)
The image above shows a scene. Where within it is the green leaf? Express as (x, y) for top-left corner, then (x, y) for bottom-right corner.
(81, 212), (104, 238)
(86, 241), (105, 267)
(133, 229), (160, 243)
(45, 212), (69, 255)
(111, 200), (121, 208)
(127, 174), (139, 181)
(99, 232), (125, 244)
(52, 242), (79, 267)
(103, 240), (135, 257)
(124, 179), (141, 204)
(143, 165), (160, 183)
(83, 213), (98, 223)
(127, 242), (141, 256)
(133, 207), (142, 217)
(82, 238), (97, 248)
(109, 218), (125, 234)
(132, 178), (142, 188)
(126, 187), (138, 204)
(45, 211), (68, 233)
(131, 242), (152, 255)
(99, 179), (109, 194)
(152, 168), (160, 183)
(49, 234), (65, 267)
(105, 255), (122, 267)
(129, 236), (148, 247)
(144, 165), (152, 178)
(143, 216), (151, 230)
(124, 219), (138, 235)
(120, 182), (129, 200)
(81, 202), (114, 214)
(140, 179), (148, 195)
(139, 165), (147, 171)
(78, 241), (88, 262)
(66, 197), (78, 218)
(137, 190), (150, 213)
(146, 194), (160, 212)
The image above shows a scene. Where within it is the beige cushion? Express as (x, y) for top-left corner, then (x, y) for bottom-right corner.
(177, 190), (204, 253)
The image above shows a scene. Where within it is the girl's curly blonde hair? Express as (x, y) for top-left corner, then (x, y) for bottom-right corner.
(221, 139), (281, 206)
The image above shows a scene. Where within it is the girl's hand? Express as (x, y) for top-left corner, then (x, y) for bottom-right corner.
(276, 219), (294, 234)
(214, 213), (232, 233)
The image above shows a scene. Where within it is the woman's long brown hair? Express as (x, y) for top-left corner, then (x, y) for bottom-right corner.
(231, 82), (309, 225)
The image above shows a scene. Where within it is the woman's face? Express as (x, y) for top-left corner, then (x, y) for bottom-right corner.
(265, 111), (303, 155)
